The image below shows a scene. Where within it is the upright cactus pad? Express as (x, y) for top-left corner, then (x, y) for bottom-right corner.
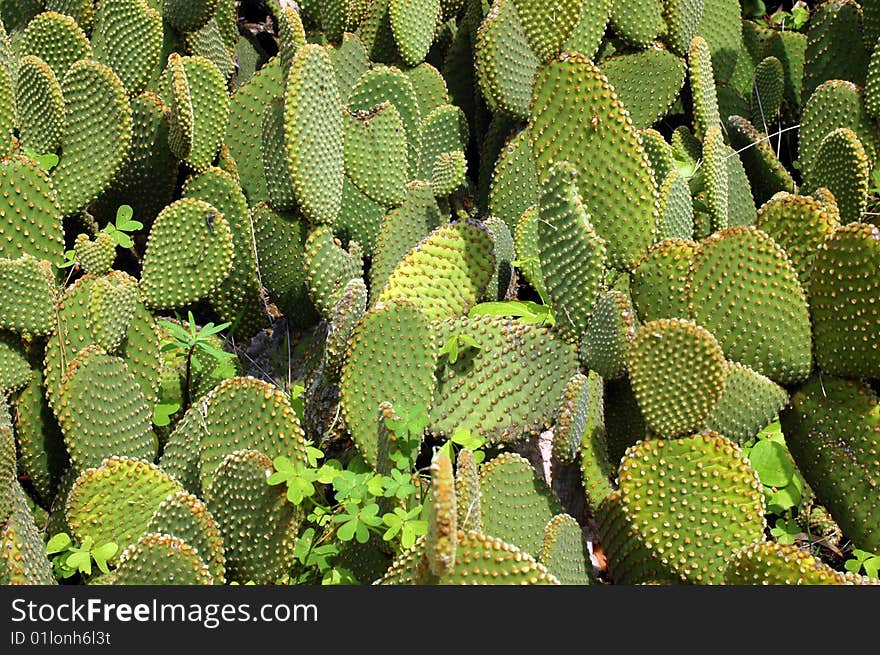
(343, 102), (407, 207)
(688, 226), (813, 385)
(92, 0), (163, 96)
(580, 290), (637, 381)
(617, 433), (766, 584)
(601, 49), (686, 130)
(0, 332), (31, 396)
(109, 532), (214, 585)
(478, 452), (564, 557)
(0, 254), (56, 337)
(727, 115), (795, 206)
(804, 127), (870, 224)
(455, 448), (482, 534)
(426, 449), (457, 577)
(20, 11), (92, 81)
(1, 481), (55, 585)
(163, 0), (220, 33)
(15, 55), (65, 155)
(539, 513), (591, 585)
(780, 376), (880, 552)
(206, 449), (301, 584)
(809, 222), (880, 379)
(0, 155), (64, 264)
(630, 238), (698, 323)
(627, 318), (726, 439)
(529, 53), (659, 271)
(489, 128), (540, 231)
(389, 0), (440, 66)
(725, 541), (879, 585)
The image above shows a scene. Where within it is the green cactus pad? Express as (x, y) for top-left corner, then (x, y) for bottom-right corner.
(537, 161), (606, 343)
(475, 0), (539, 122)
(87, 273), (138, 352)
(260, 98), (297, 211)
(431, 151), (466, 196)
(762, 29), (806, 119)
(330, 32), (372, 101)
(0, 254), (56, 337)
(226, 56), (284, 205)
(610, 0), (662, 48)
(91, 92), (179, 226)
(704, 361), (789, 446)
(780, 376), (880, 552)
(489, 128), (540, 232)
(803, 0), (868, 100)
(183, 166), (268, 339)
(808, 222), (880, 379)
(798, 79), (880, 180)
(563, 0), (611, 60)
(726, 115), (795, 206)
(11, 365), (69, 505)
(0, 331), (31, 396)
(92, 0), (163, 96)
(344, 102), (408, 207)
(618, 432), (766, 584)
(0, 63), (10, 157)
(580, 290), (636, 381)
(15, 55), (65, 155)
(426, 449), (457, 577)
(157, 407), (203, 495)
(482, 215), (515, 301)
(601, 49), (686, 130)
(627, 318), (726, 438)
(639, 128), (676, 182)
(163, 0), (220, 33)
(185, 19), (235, 82)
(419, 103), (468, 182)
(431, 314), (578, 443)
(283, 44), (345, 225)
(539, 513), (591, 585)
(340, 300), (436, 470)
(140, 198), (234, 310)
(552, 372), (593, 465)
(688, 36), (721, 141)
(662, 0), (703, 56)
(65, 457), (183, 554)
(167, 54), (229, 172)
(1, 481), (55, 585)
(695, 0), (741, 84)
(405, 62), (450, 119)
(0, 405), (14, 516)
(369, 181), (443, 296)
(336, 173), (390, 258)
(804, 127), (870, 224)
(20, 11), (92, 80)
(750, 56), (783, 129)
(146, 490), (226, 583)
(455, 448), (482, 534)
(702, 125), (729, 232)
(529, 53), (659, 270)
(657, 171), (694, 240)
(44, 1), (96, 33)
(321, 276), (368, 379)
(630, 238), (697, 323)
(509, 0), (580, 63)
(377, 221), (494, 322)
(479, 452), (564, 556)
(304, 225), (363, 319)
(688, 226), (812, 385)
(205, 449), (302, 584)
(53, 59), (131, 217)
(110, 532), (214, 585)
(725, 541), (878, 585)
(576, 372), (615, 509)
(389, 0), (439, 66)
(251, 203), (315, 325)
(55, 346), (155, 470)
(276, 7), (306, 73)
(513, 206), (547, 300)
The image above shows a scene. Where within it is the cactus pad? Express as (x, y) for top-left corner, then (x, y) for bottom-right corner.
(725, 541), (879, 585)
(804, 127), (870, 224)
(0, 254), (56, 337)
(426, 449), (457, 577)
(343, 102), (407, 207)
(539, 513), (591, 585)
(109, 532), (214, 585)
(580, 290), (637, 381)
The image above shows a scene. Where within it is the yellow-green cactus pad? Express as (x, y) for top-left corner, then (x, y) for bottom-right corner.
(146, 490), (226, 583)
(276, 7), (306, 73)
(553, 371), (595, 465)
(601, 49), (686, 130)
(419, 103), (468, 183)
(205, 449), (302, 584)
(426, 449), (457, 577)
(0, 331), (31, 396)
(610, 0), (662, 48)
(512, 0), (582, 63)
(564, 0), (611, 60)
(330, 32), (371, 99)
(479, 452), (564, 556)
(529, 53), (659, 270)
(750, 56), (783, 129)
(475, 0), (538, 122)
(576, 372), (616, 509)
(53, 59), (132, 216)
(702, 125), (729, 232)
(780, 375), (880, 552)
(803, 0), (868, 100)
(56, 346), (155, 470)
(184, 18), (236, 82)
(19, 11), (92, 80)
(657, 171), (694, 240)
(0, 481), (55, 585)
(389, 0), (440, 66)
(285, 44), (346, 225)
(803, 127), (870, 224)
(630, 237), (698, 323)
(808, 222), (880, 379)
(0, 253), (56, 337)
(92, 0), (163, 96)
(688, 226), (812, 385)
(344, 101), (408, 206)
(580, 289), (637, 381)
(261, 97), (297, 211)
(726, 115), (795, 206)
(617, 432), (766, 584)
(688, 35), (720, 141)
(627, 318), (726, 438)
(140, 198), (234, 310)
(44, 1), (96, 33)
(431, 315), (579, 444)
(167, 53), (229, 172)
(662, 0), (703, 56)
(304, 224), (363, 319)
(455, 448), (482, 534)
(87, 272), (139, 353)
(65, 456), (183, 555)
(109, 532), (214, 585)
(704, 361), (788, 446)
(340, 300), (436, 470)
(377, 220), (494, 322)
(489, 128), (540, 231)
(539, 513), (591, 585)
(725, 541), (879, 585)
(14, 55), (65, 155)
(695, 0), (742, 85)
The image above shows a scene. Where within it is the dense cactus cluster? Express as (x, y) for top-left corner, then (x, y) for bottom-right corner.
(1, 0), (879, 586)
